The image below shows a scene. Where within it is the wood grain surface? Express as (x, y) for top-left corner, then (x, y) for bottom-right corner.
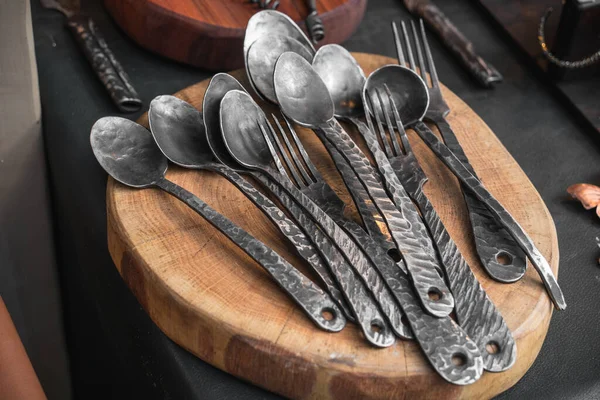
(103, 0), (366, 70)
(106, 53), (559, 399)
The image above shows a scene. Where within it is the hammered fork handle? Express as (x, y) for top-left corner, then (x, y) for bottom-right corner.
(254, 173), (398, 346)
(430, 116), (527, 282)
(411, 186), (516, 371)
(318, 119), (454, 317)
(412, 121), (565, 310)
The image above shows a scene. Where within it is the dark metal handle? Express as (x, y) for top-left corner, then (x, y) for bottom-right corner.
(405, 0), (502, 87)
(66, 15), (142, 113)
(412, 188), (516, 372)
(318, 119), (454, 317)
(432, 117), (527, 283)
(205, 162), (353, 320)
(305, 0), (325, 43)
(154, 177), (346, 332)
(412, 121), (566, 310)
(253, 173), (397, 347)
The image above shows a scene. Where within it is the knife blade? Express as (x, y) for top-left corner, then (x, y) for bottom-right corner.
(41, 0), (142, 112)
(403, 0), (502, 88)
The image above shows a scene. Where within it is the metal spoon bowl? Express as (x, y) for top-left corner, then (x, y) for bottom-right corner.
(202, 73), (247, 168)
(244, 10), (314, 58)
(219, 90), (275, 171)
(149, 95), (211, 167)
(247, 35), (314, 104)
(312, 44), (366, 120)
(363, 65), (429, 126)
(273, 52), (334, 127)
(90, 117), (168, 188)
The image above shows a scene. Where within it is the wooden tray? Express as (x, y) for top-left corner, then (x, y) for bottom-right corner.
(103, 0), (366, 71)
(106, 53), (558, 399)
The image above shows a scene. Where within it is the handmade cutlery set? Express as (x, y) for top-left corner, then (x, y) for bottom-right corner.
(91, 10), (564, 387)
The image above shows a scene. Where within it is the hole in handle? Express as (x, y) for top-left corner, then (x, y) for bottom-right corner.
(427, 288), (443, 301)
(321, 308), (336, 321)
(486, 341), (501, 355)
(496, 251), (513, 266)
(451, 352), (468, 367)
(387, 248), (402, 262)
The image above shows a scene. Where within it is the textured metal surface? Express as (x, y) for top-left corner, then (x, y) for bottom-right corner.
(155, 177), (346, 333)
(90, 117), (345, 331)
(349, 224), (484, 385)
(319, 138), (395, 254)
(219, 90), (397, 346)
(291, 158), (411, 338)
(244, 10), (315, 59)
(391, 20), (527, 283)
(365, 88), (516, 372)
(257, 175), (397, 346)
(433, 117), (527, 282)
(402, 1), (502, 87)
(246, 35), (313, 104)
(317, 119), (454, 317)
(412, 120), (566, 310)
(266, 114), (410, 337)
(273, 52), (454, 317)
(66, 15), (141, 113)
(147, 95), (353, 320)
(305, 0), (325, 43)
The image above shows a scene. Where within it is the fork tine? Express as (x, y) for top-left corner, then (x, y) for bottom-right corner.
(392, 22), (407, 68)
(366, 91), (394, 158)
(265, 116), (307, 187)
(257, 119), (290, 180)
(410, 20), (429, 86)
(419, 19), (439, 88)
(283, 117), (323, 181)
(400, 21), (416, 72)
(272, 115), (315, 184)
(368, 90), (400, 160)
(375, 88), (403, 157)
(384, 84), (413, 155)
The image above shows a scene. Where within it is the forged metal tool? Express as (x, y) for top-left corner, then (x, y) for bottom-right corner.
(266, 114), (413, 339)
(41, 0), (142, 112)
(90, 117), (345, 332)
(369, 26), (566, 311)
(219, 89), (399, 346)
(203, 74), (395, 347)
(147, 94), (353, 320)
(392, 20), (527, 283)
(273, 51), (454, 318)
(365, 86), (516, 372)
(305, 0), (325, 43)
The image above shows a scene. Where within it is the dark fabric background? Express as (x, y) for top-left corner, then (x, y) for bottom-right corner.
(31, 0), (600, 398)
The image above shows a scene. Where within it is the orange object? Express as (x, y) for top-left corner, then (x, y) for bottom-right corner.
(0, 297), (47, 400)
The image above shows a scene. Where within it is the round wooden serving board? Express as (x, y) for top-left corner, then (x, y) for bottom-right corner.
(106, 53), (558, 399)
(103, 0), (366, 70)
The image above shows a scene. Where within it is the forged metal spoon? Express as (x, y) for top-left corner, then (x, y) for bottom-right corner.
(223, 88), (484, 384)
(244, 9), (314, 62)
(243, 36), (412, 338)
(364, 65), (566, 311)
(314, 44), (516, 371)
(274, 51), (454, 318)
(218, 88), (398, 347)
(148, 94), (353, 320)
(246, 35), (313, 104)
(202, 74), (402, 344)
(90, 116), (345, 332)
(393, 20), (526, 283)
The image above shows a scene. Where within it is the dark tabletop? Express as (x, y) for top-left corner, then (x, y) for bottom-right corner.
(31, 0), (600, 398)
